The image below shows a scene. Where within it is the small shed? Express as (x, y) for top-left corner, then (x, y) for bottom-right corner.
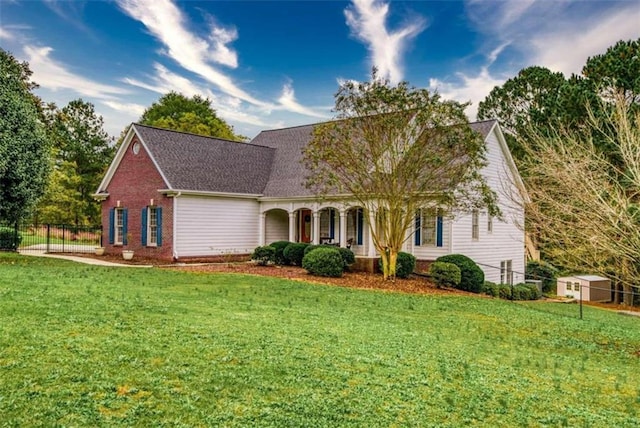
(556, 275), (611, 302)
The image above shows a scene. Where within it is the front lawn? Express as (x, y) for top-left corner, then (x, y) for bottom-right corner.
(1, 253), (638, 426)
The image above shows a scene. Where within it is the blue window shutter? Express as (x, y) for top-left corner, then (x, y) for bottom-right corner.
(122, 209), (128, 245)
(415, 210), (421, 246)
(141, 207), (147, 246)
(356, 209), (363, 245)
(329, 209), (335, 239)
(108, 208), (115, 244)
(156, 207), (163, 246)
(436, 214), (443, 247)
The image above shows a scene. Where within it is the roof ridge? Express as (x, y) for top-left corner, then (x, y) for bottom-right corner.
(132, 122), (265, 146)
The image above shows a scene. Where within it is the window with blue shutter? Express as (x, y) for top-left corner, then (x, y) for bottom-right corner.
(356, 208), (363, 245)
(436, 213), (443, 247)
(156, 207), (163, 246)
(108, 208), (115, 245)
(329, 209), (335, 240)
(414, 210), (421, 246)
(122, 209), (128, 245)
(141, 207), (148, 246)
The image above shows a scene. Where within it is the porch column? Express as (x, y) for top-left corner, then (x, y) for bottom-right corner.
(288, 212), (296, 242)
(312, 211), (320, 245)
(367, 210), (377, 257)
(339, 209), (347, 248)
(258, 213), (266, 246)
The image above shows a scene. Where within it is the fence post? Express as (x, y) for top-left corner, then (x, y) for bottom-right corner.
(46, 224), (50, 253)
(579, 283), (583, 320)
(13, 222), (18, 251)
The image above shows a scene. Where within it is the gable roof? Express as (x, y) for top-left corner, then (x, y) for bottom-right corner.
(97, 124), (275, 196)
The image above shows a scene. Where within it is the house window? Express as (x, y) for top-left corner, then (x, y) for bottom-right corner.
(487, 215), (493, 233)
(421, 209), (437, 246)
(142, 206), (163, 247)
(500, 260), (513, 285)
(148, 207), (158, 246)
(566, 281), (571, 291)
(574, 282), (581, 291)
(115, 208), (124, 245)
(472, 210), (479, 240)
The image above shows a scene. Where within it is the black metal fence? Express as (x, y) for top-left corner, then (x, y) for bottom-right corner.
(0, 222), (102, 253)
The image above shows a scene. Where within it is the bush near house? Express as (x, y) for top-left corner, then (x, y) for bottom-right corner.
(269, 241), (291, 265)
(429, 262), (461, 288)
(304, 245), (355, 270)
(302, 247), (344, 277)
(482, 281), (541, 300)
(283, 243), (310, 266)
(378, 252), (416, 279)
(0, 227), (21, 251)
(526, 261), (558, 293)
(251, 245), (276, 266)
(436, 254), (484, 293)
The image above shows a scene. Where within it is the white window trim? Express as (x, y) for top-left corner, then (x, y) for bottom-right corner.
(420, 208), (437, 247)
(147, 206), (158, 247)
(115, 208), (124, 245)
(472, 210), (479, 240)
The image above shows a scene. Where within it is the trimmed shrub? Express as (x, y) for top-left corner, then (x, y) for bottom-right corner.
(378, 251), (416, 279)
(435, 254), (484, 293)
(526, 261), (558, 293)
(0, 227), (21, 251)
(269, 241), (291, 265)
(304, 244), (355, 270)
(512, 283), (542, 300)
(482, 281), (499, 297)
(429, 262), (461, 288)
(302, 247), (344, 277)
(251, 245), (275, 266)
(283, 242), (309, 266)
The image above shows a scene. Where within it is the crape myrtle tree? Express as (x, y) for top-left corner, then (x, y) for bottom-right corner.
(139, 92), (245, 141)
(520, 93), (640, 304)
(304, 70), (499, 280)
(0, 49), (50, 223)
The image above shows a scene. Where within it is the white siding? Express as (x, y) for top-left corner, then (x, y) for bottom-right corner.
(450, 127), (526, 284)
(265, 209), (288, 244)
(174, 196), (260, 257)
(411, 218), (451, 260)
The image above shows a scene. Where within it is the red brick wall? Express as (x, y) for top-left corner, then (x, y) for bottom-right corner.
(101, 136), (174, 261)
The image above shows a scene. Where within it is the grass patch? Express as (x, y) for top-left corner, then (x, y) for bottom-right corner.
(1, 252), (639, 426)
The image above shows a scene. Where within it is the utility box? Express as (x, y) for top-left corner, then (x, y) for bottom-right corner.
(556, 275), (611, 302)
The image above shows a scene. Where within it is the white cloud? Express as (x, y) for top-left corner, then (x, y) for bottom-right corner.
(123, 62), (216, 99)
(116, 0), (266, 106)
(208, 25), (238, 68)
(429, 67), (504, 121)
(23, 45), (130, 99)
(0, 28), (13, 40)
(102, 100), (146, 116)
(277, 82), (328, 119)
(530, 6), (640, 76)
(345, 0), (426, 83)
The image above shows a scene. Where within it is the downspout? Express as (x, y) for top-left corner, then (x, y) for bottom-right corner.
(172, 191), (182, 260)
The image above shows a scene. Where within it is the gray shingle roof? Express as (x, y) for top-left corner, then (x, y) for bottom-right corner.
(134, 124), (274, 194)
(250, 124), (317, 198)
(131, 119), (497, 198)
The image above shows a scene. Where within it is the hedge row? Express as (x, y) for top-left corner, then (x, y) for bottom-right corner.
(482, 281), (541, 300)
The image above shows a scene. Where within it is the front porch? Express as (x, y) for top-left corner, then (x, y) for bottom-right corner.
(260, 203), (377, 258)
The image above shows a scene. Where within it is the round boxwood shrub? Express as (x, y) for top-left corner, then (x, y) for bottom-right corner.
(526, 261), (558, 293)
(302, 247), (344, 277)
(481, 281), (499, 297)
(512, 283), (542, 300)
(378, 251), (416, 279)
(0, 227), (22, 251)
(435, 254), (484, 293)
(269, 240), (291, 265)
(251, 245), (275, 266)
(304, 245), (355, 270)
(429, 262), (461, 288)
(283, 242), (309, 266)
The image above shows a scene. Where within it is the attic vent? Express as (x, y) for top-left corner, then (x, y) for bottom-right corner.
(132, 142), (140, 155)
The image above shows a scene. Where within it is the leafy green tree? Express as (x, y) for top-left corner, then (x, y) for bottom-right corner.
(0, 49), (50, 223)
(37, 100), (114, 225)
(139, 92), (244, 141)
(304, 70), (499, 280)
(582, 38), (640, 103)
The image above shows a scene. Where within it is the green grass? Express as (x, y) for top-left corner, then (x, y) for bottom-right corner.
(1, 252), (639, 427)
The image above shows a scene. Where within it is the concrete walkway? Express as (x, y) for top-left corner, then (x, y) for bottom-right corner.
(19, 250), (152, 267)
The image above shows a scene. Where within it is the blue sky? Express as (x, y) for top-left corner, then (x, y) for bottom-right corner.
(1, 0), (638, 138)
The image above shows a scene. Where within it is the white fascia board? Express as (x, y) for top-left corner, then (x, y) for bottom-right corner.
(159, 189), (262, 199)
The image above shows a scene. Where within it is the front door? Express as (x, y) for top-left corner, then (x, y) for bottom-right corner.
(299, 209), (312, 243)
